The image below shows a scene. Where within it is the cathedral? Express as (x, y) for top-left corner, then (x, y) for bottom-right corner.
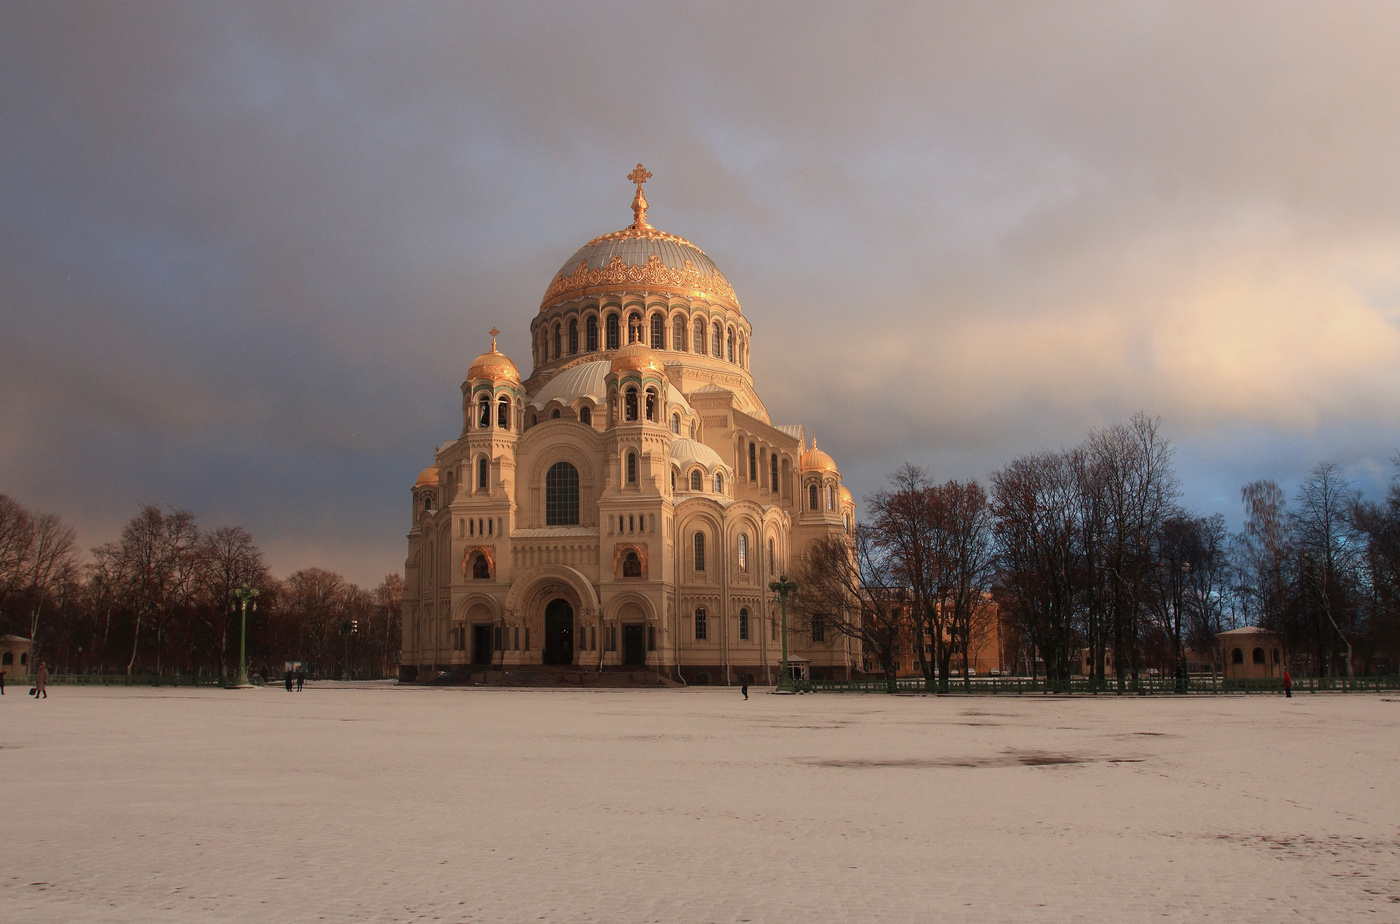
(402, 166), (854, 685)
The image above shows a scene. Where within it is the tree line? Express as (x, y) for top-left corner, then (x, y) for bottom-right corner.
(796, 414), (1400, 688)
(0, 498), (401, 680)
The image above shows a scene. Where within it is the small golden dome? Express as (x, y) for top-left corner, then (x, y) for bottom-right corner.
(839, 485), (853, 506)
(800, 434), (839, 474)
(415, 465), (440, 487)
(609, 339), (664, 376)
(467, 327), (520, 383)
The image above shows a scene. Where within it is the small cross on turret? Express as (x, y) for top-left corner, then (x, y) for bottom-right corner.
(489, 326), (500, 351)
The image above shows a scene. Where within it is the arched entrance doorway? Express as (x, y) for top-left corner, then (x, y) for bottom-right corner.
(543, 598), (574, 665)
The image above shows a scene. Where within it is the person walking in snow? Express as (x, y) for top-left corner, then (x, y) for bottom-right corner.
(1282, 669), (1292, 698)
(741, 677), (749, 701)
(296, 668), (305, 692)
(285, 668), (294, 692)
(34, 660), (48, 699)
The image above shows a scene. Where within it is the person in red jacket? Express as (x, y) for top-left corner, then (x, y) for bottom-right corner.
(1282, 669), (1292, 698)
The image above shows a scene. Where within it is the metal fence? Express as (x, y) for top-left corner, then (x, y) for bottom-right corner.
(45, 673), (263, 688)
(806, 674), (1400, 695)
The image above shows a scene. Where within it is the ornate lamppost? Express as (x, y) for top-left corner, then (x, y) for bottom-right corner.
(768, 573), (799, 693)
(230, 587), (258, 688)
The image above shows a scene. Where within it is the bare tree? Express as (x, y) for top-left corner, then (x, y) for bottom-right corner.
(1237, 479), (1293, 635)
(22, 512), (79, 650)
(1086, 414), (1180, 689)
(1292, 462), (1362, 677)
(1353, 454), (1400, 672)
(116, 505), (199, 676)
(794, 530), (904, 690)
(931, 480), (997, 690)
(193, 526), (269, 678)
(371, 573), (404, 678)
(0, 495), (35, 604)
(990, 449), (1084, 682)
(866, 465), (958, 691)
(280, 567), (350, 677)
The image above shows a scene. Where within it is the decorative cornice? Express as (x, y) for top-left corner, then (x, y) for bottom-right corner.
(541, 252), (740, 313)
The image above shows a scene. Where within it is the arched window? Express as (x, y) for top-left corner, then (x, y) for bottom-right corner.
(828, 485), (836, 509)
(771, 454), (779, 493)
(552, 409), (560, 419)
(690, 470), (702, 491)
(811, 615), (825, 642)
(738, 533), (748, 572)
(624, 387), (638, 421)
(568, 319), (578, 354)
(712, 322), (722, 357)
(477, 456), (488, 490)
(472, 554), (490, 580)
(714, 472), (724, 494)
(423, 496), (432, 511)
(689, 421), (698, 438)
(1252, 647), (1266, 664)
(748, 442), (757, 481)
(694, 318), (706, 354)
(586, 315), (599, 352)
(528, 411), (537, 427)
(673, 316), (685, 351)
(739, 341), (745, 368)
(645, 387), (657, 421)
(694, 532), (705, 571)
(651, 313), (664, 349)
(580, 405), (591, 425)
(739, 608), (749, 640)
(626, 452), (637, 484)
(809, 484), (820, 511)
(606, 313), (620, 350)
(553, 324), (561, 359)
(622, 549), (642, 578)
(727, 328), (735, 362)
(671, 468), (677, 490)
(694, 607), (707, 640)
(844, 513), (851, 533)
(545, 461), (580, 526)
(477, 395), (490, 428)
(498, 396), (510, 429)
(671, 413), (680, 435)
(1, 651), (10, 665)
(1231, 648), (1244, 664)
(768, 537), (775, 574)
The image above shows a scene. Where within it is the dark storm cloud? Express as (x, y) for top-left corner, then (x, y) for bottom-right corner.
(3, 1), (1399, 583)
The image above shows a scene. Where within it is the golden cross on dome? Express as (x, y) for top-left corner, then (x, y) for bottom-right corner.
(489, 326), (500, 351)
(628, 163), (652, 229)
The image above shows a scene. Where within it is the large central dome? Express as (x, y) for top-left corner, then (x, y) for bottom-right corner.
(539, 165), (740, 313)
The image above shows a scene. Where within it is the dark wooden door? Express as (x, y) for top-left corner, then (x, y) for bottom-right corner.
(622, 624), (645, 666)
(472, 624), (493, 666)
(544, 599), (574, 665)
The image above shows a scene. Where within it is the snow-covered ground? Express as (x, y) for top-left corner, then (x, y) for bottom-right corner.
(3, 684), (1397, 923)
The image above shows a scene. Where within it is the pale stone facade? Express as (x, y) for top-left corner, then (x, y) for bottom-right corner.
(401, 168), (855, 684)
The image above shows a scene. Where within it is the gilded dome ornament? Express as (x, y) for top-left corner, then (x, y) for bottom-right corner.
(467, 325), (521, 383)
(801, 433), (839, 474)
(628, 163), (653, 230)
(539, 167), (741, 313)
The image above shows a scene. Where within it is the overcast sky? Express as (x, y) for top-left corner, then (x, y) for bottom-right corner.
(3, 2), (1399, 586)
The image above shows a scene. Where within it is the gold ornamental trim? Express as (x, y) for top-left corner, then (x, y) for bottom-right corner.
(541, 250), (740, 312)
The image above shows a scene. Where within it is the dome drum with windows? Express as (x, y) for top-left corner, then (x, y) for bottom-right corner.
(402, 164), (854, 687)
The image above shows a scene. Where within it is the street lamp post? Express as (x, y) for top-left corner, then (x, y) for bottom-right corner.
(768, 574), (799, 693)
(230, 587), (258, 688)
(340, 619), (355, 681)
